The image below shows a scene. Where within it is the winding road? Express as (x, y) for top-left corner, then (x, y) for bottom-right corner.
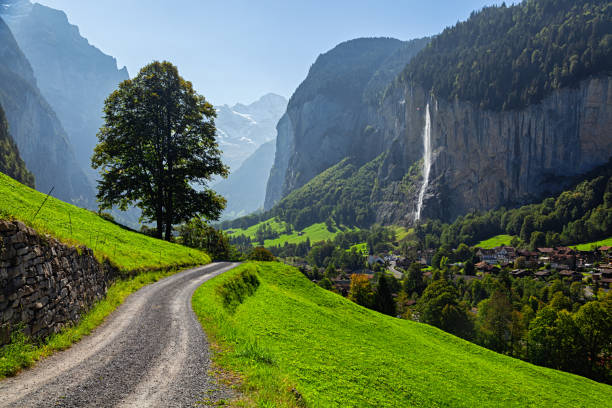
(0, 262), (239, 408)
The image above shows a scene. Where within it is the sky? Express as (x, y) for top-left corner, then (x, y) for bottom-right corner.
(37, 0), (505, 106)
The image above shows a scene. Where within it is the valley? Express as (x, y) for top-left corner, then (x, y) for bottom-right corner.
(0, 0), (611, 406)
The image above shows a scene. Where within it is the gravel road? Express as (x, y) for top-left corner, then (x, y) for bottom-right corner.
(0, 262), (240, 408)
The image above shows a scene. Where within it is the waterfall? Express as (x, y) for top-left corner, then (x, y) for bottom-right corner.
(415, 103), (432, 221)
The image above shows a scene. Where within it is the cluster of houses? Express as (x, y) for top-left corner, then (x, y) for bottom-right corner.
(475, 245), (612, 288)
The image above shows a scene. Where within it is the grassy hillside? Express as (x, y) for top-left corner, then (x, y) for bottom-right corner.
(0, 172), (209, 271)
(227, 218), (350, 247)
(475, 234), (516, 249)
(573, 236), (612, 251)
(193, 262), (611, 407)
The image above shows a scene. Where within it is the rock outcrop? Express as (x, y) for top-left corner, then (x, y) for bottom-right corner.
(0, 16), (94, 206)
(0, 220), (116, 344)
(1, 0), (129, 183)
(0, 102), (33, 187)
(373, 75), (612, 224)
(264, 37), (429, 210)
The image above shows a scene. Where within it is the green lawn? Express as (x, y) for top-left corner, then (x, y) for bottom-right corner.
(193, 262), (611, 407)
(572, 237), (612, 251)
(0, 173), (210, 271)
(475, 234), (516, 249)
(227, 218), (351, 247)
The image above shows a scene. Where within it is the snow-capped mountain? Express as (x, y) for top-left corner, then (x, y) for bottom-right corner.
(215, 93), (287, 173)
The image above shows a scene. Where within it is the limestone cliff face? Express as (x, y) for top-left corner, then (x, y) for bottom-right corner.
(1, 1), (129, 182)
(0, 17), (94, 205)
(375, 75), (612, 224)
(264, 37), (429, 210)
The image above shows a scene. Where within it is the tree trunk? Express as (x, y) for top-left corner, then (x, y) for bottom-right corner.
(156, 213), (163, 239)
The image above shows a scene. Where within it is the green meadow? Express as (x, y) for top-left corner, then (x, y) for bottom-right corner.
(226, 218), (350, 247)
(193, 262), (611, 407)
(0, 172), (209, 271)
(572, 236), (612, 251)
(475, 234), (516, 249)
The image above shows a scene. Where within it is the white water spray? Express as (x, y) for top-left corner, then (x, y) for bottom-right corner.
(415, 103), (432, 221)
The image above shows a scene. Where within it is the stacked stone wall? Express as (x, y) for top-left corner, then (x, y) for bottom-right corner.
(0, 220), (116, 344)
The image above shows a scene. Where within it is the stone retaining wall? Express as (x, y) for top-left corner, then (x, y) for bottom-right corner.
(0, 220), (116, 344)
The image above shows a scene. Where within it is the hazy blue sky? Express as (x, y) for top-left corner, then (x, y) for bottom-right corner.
(37, 0), (504, 106)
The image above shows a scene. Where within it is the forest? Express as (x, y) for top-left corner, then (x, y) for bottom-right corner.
(403, 0), (612, 110)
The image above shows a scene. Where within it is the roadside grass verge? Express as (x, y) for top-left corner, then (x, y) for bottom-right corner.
(0, 267), (180, 378)
(0, 172), (209, 271)
(193, 262), (611, 407)
(475, 234), (516, 248)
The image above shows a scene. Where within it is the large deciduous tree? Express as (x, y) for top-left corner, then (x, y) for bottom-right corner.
(92, 61), (228, 240)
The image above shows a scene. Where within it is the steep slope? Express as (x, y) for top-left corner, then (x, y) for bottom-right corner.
(193, 263), (611, 406)
(377, 0), (612, 223)
(265, 0), (612, 227)
(0, 16), (94, 206)
(215, 93), (287, 172)
(0, 0), (129, 182)
(264, 37), (429, 210)
(0, 171), (209, 271)
(213, 140), (275, 220)
(0, 102), (33, 186)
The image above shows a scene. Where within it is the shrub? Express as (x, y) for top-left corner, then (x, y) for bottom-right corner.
(248, 247), (275, 262)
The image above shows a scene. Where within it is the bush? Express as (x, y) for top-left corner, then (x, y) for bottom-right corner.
(215, 266), (260, 313)
(248, 247), (275, 262)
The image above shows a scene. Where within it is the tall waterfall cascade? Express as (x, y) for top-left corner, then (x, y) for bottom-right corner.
(415, 103), (432, 221)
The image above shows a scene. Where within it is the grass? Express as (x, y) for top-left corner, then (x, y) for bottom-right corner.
(0, 268), (180, 378)
(572, 236), (612, 251)
(0, 174), (211, 376)
(475, 234), (516, 249)
(193, 262), (611, 407)
(390, 225), (412, 241)
(349, 242), (368, 255)
(226, 218), (352, 247)
(0, 172), (210, 271)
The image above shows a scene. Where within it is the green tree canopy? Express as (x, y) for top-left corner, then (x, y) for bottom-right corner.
(92, 61), (228, 240)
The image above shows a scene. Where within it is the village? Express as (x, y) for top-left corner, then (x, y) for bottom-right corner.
(322, 244), (612, 296)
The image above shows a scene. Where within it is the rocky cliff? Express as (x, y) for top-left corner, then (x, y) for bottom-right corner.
(0, 102), (33, 187)
(264, 37), (429, 210)
(374, 75), (612, 224)
(1, 0), (129, 183)
(262, 0), (612, 228)
(0, 16), (94, 205)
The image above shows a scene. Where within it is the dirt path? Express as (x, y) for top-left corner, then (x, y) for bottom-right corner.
(0, 262), (239, 407)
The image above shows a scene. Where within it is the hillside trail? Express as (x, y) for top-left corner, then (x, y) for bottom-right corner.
(0, 262), (240, 408)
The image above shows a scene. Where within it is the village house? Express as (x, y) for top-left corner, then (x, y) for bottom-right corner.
(534, 270), (551, 280)
(559, 270), (582, 282)
(476, 248), (497, 265)
(510, 269), (531, 278)
(475, 261), (500, 274)
(537, 247), (555, 264)
(495, 246), (517, 265)
(593, 266), (612, 289)
(517, 249), (540, 268)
